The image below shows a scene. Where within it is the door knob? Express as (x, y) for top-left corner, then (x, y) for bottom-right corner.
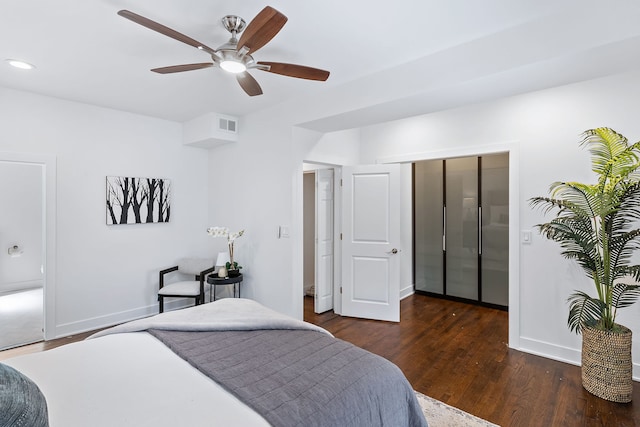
(391, 248), (398, 254)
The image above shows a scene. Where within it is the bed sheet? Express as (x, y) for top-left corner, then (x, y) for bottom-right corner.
(4, 332), (270, 427)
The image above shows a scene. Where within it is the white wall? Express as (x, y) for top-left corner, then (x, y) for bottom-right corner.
(206, 117), (362, 319)
(357, 70), (640, 377)
(0, 87), (211, 338)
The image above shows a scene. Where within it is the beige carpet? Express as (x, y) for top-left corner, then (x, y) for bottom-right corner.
(0, 288), (43, 351)
(416, 391), (500, 427)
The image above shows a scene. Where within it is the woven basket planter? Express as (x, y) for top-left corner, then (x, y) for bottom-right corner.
(581, 324), (633, 403)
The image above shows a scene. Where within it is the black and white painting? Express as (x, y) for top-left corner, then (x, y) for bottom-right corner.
(106, 176), (171, 225)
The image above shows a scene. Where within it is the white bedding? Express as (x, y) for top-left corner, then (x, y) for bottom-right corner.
(3, 299), (331, 427)
(5, 332), (271, 426)
(89, 297), (331, 338)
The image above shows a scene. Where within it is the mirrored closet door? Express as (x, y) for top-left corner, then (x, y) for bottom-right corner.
(413, 153), (508, 309)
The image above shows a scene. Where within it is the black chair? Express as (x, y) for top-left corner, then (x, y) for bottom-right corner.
(158, 258), (215, 313)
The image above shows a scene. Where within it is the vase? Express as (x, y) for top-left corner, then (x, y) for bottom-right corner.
(581, 324), (632, 403)
(217, 266), (228, 278)
(228, 269), (240, 278)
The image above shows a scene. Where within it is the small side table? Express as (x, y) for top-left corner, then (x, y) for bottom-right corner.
(207, 273), (243, 302)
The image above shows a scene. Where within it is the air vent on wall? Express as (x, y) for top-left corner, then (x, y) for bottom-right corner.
(219, 117), (237, 134)
(182, 112), (239, 149)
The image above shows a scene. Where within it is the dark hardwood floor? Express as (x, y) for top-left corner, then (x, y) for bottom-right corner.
(2, 295), (638, 426)
(305, 294), (640, 427)
(0, 329), (100, 361)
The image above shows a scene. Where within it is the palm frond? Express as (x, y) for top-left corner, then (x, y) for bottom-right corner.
(580, 128), (634, 179)
(611, 283), (640, 308)
(536, 217), (599, 275)
(612, 182), (640, 225)
(618, 265), (640, 282)
(567, 291), (606, 333)
(549, 182), (601, 217)
(609, 229), (640, 280)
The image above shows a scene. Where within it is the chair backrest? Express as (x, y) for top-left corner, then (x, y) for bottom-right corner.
(177, 258), (214, 276)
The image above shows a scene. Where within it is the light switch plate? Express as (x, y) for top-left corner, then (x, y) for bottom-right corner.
(522, 230), (532, 245)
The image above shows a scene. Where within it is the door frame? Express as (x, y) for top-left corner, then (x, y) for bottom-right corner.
(376, 141), (520, 349)
(0, 152), (57, 340)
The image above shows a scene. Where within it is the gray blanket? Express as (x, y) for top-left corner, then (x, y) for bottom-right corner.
(149, 328), (427, 427)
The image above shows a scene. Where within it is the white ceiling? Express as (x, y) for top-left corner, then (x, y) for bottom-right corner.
(3, 0), (640, 126)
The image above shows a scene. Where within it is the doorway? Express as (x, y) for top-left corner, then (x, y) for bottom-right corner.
(302, 161), (403, 322)
(0, 161), (44, 350)
(302, 165), (335, 315)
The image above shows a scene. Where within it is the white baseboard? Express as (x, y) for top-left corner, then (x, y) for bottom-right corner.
(518, 336), (640, 381)
(52, 298), (193, 338)
(400, 284), (414, 300)
(0, 280), (43, 296)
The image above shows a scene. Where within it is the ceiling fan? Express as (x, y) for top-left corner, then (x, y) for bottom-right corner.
(117, 6), (330, 96)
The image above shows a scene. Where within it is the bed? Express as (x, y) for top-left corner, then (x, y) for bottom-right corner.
(2, 298), (428, 427)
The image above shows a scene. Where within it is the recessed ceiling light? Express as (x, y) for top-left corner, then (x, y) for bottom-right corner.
(6, 59), (35, 70)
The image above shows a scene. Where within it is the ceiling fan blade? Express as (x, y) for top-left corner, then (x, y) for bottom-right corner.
(237, 6), (288, 54)
(236, 72), (263, 96)
(118, 10), (217, 56)
(151, 63), (214, 74)
(257, 62), (330, 81)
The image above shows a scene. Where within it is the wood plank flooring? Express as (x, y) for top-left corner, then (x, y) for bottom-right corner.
(0, 329), (100, 361)
(305, 294), (640, 427)
(1, 295), (638, 426)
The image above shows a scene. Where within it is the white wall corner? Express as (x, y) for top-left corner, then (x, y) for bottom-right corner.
(182, 112), (239, 149)
(400, 284), (414, 300)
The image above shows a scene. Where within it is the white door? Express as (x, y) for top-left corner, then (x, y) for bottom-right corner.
(341, 164), (401, 322)
(315, 169), (334, 313)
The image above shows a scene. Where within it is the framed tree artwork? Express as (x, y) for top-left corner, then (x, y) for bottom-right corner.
(106, 176), (171, 225)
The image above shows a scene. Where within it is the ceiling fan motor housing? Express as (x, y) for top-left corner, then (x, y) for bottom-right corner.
(221, 15), (246, 35)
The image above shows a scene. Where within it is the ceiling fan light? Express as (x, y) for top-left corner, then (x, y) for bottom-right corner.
(220, 60), (247, 74)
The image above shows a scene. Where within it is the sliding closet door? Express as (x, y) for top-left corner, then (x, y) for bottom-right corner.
(413, 154), (508, 309)
(480, 153), (509, 306)
(414, 161), (443, 294)
(445, 157), (478, 300)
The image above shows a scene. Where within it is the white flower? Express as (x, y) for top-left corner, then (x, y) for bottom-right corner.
(207, 226), (229, 237)
(207, 227), (245, 268)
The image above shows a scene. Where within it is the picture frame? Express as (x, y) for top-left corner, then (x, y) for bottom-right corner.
(106, 176), (171, 225)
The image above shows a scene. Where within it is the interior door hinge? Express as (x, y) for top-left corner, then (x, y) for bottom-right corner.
(340, 178), (343, 187)
(340, 233), (343, 240)
(340, 286), (343, 294)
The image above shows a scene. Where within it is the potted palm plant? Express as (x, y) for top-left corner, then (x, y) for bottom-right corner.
(530, 127), (640, 403)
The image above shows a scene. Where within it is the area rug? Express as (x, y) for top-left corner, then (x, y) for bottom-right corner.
(415, 391), (499, 427)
